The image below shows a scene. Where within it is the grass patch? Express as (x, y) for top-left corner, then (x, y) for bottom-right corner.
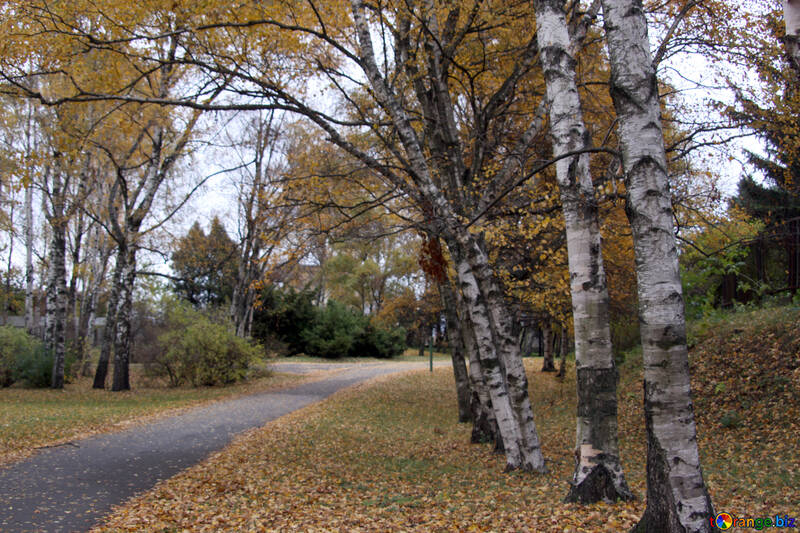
(273, 349), (452, 364)
(94, 307), (799, 531)
(0, 367), (307, 465)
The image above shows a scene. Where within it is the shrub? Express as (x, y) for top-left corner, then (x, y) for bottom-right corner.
(13, 345), (55, 388)
(301, 301), (363, 359)
(0, 326), (46, 388)
(251, 287), (318, 356)
(251, 286), (407, 360)
(152, 303), (262, 387)
(352, 323), (406, 359)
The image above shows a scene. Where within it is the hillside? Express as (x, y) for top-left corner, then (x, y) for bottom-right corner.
(616, 305), (800, 518)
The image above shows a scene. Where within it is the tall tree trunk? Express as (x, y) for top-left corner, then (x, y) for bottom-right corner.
(24, 181), (35, 333)
(534, 0), (631, 502)
(93, 249), (124, 389)
(785, 0), (800, 74)
(45, 222), (68, 389)
(454, 281), (500, 449)
(112, 246), (136, 391)
(67, 209), (85, 346)
(458, 231), (547, 472)
(519, 326), (537, 358)
(449, 231), (546, 472)
(537, 326), (544, 357)
(3, 197), (14, 324)
(557, 325), (568, 378)
(601, 0), (714, 528)
(541, 324), (556, 372)
(231, 280), (249, 338)
(440, 281), (472, 424)
(78, 232), (110, 376)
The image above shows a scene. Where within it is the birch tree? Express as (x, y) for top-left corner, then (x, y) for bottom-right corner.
(600, 0), (715, 529)
(533, 0), (631, 502)
(785, 0), (800, 73)
(1, 0), (622, 472)
(93, 98), (207, 391)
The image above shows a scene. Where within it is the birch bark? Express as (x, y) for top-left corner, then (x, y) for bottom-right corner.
(349, 0), (546, 472)
(112, 246), (136, 392)
(93, 250), (124, 389)
(44, 219), (68, 389)
(600, 0), (714, 528)
(440, 280), (472, 424)
(24, 181), (34, 333)
(457, 231), (547, 472)
(452, 254), (504, 451)
(785, 0), (800, 74)
(534, 0), (631, 502)
(458, 296), (501, 449)
(449, 233), (546, 472)
(42, 166), (70, 389)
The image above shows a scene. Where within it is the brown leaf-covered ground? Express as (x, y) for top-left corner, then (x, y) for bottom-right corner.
(94, 307), (799, 532)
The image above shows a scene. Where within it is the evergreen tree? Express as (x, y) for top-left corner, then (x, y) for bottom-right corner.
(171, 217), (239, 307)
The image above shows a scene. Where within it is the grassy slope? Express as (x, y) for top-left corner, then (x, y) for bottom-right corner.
(88, 306), (797, 531)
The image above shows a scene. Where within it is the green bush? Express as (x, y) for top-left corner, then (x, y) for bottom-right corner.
(251, 287), (318, 355)
(153, 303), (262, 387)
(251, 286), (406, 359)
(352, 323), (406, 359)
(13, 345), (54, 388)
(0, 326), (46, 387)
(301, 301), (364, 359)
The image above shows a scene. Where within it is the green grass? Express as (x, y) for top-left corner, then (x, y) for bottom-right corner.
(0, 368), (306, 464)
(273, 348), (452, 364)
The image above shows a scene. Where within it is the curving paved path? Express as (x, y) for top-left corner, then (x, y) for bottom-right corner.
(0, 361), (446, 533)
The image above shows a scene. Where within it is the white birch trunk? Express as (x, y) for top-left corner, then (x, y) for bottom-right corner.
(454, 253), (520, 462)
(440, 280), (473, 424)
(456, 230), (547, 472)
(112, 246), (136, 391)
(785, 0), (800, 73)
(93, 250), (124, 389)
(44, 220), (68, 389)
(24, 166), (35, 333)
(600, 0), (714, 529)
(350, 0), (546, 472)
(449, 232), (546, 472)
(453, 284), (501, 448)
(534, 0), (631, 502)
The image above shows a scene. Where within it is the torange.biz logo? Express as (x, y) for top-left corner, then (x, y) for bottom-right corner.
(712, 512), (797, 530)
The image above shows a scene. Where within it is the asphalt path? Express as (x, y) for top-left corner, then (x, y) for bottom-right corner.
(0, 360), (446, 533)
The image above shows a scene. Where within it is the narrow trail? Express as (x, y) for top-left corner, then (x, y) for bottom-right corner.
(0, 360), (447, 533)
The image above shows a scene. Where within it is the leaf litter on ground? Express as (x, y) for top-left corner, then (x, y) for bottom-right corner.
(94, 306), (798, 532)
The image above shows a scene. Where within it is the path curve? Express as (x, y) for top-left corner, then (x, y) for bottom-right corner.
(0, 361), (445, 533)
